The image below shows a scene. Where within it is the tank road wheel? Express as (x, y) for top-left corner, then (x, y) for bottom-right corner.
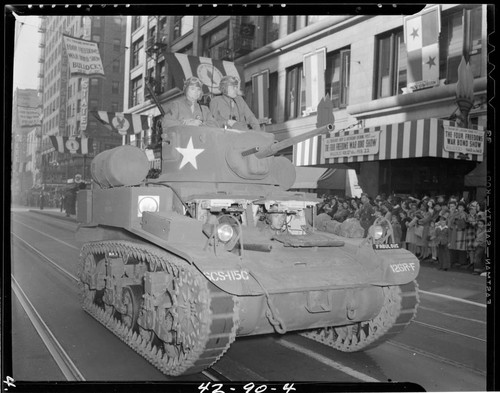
(120, 285), (143, 332)
(78, 240), (239, 376)
(302, 281), (419, 352)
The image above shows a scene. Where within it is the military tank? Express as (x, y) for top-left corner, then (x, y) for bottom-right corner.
(76, 122), (420, 376)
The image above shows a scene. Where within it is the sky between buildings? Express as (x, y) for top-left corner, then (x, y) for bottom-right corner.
(13, 15), (41, 90)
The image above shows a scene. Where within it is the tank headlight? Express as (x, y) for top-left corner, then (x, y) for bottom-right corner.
(138, 195), (160, 217)
(217, 224), (234, 243)
(371, 225), (384, 240)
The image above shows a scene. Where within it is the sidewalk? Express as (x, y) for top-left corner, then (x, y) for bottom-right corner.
(12, 205), (77, 223)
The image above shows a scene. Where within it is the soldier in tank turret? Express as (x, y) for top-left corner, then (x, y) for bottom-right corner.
(162, 76), (219, 130)
(210, 75), (262, 132)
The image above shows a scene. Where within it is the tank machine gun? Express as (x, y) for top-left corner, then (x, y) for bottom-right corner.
(76, 114), (419, 376)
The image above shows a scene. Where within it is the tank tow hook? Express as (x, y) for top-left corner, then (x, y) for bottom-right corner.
(346, 289), (357, 320)
(248, 271), (287, 334)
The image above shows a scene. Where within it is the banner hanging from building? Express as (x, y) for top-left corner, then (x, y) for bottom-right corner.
(404, 5), (441, 91)
(323, 132), (380, 159)
(92, 111), (150, 135)
(251, 69), (269, 121)
(49, 135), (93, 155)
(303, 48), (326, 115)
(62, 35), (105, 78)
(443, 125), (485, 155)
(17, 106), (41, 127)
(165, 52), (245, 95)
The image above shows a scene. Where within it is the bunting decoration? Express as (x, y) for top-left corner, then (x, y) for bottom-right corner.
(165, 52), (245, 95)
(404, 5), (441, 91)
(251, 70), (270, 121)
(63, 35), (105, 78)
(49, 135), (93, 155)
(92, 111), (150, 135)
(303, 48), (326, 115)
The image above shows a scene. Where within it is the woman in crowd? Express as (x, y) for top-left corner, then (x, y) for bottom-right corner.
(465, 202), (479, 266)
(447, 201), (468, 266)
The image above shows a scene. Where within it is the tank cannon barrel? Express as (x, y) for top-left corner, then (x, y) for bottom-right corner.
(241, 123), (334, 159)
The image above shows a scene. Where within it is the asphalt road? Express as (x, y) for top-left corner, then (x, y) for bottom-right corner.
(7, 208), (489, 391)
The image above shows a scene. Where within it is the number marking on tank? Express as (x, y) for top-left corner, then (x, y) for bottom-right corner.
(204, 270), (250, 281)
(389, 262), (416, 273)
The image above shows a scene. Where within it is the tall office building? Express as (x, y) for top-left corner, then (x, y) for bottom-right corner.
(37, 15), (127, 196)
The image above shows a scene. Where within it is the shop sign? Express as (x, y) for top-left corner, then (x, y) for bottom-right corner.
(323, 132), (380, 159)
(443, 125), (484, 155)
(80, 78), (89, 131)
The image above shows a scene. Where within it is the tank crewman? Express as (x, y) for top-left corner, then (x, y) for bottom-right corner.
(209, 75), (262, 131)
(162, 76), (219, 130)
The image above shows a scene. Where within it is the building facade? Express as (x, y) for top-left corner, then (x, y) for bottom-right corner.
(37, 15), (126, 191)
(122, 7), (489, 201)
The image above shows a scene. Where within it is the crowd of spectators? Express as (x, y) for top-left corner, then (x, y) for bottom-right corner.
(317, 192), (487, 276)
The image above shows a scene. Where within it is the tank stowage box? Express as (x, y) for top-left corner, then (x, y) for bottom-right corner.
(76, 123), (419, 376)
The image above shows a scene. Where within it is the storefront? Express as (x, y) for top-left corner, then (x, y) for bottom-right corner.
(294, 117), (486, 200)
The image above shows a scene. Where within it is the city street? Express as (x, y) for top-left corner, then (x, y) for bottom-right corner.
(8, 207), (488, 392)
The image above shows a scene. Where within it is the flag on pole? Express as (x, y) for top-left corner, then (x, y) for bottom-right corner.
(251, 70), (269, 121)
(49, 136), (93, 155)
(165, 52), (245, 95)
(404, 5), (441, 90)
(92, 111), (150, 136)
(303, 48), (326, 115)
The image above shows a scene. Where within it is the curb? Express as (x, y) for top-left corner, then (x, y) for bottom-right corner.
(29, 209), (78, 223)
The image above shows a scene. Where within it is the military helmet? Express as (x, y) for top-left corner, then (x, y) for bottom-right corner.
(219, 75), (240, 94)
(183, 76), (203, 93)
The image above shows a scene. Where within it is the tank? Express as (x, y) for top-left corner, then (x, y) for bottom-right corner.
(76, 122), (420, 376)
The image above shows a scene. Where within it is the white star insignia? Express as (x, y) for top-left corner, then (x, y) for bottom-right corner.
(176, 137), (204, 169)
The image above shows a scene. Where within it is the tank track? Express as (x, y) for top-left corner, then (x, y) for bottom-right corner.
(300, 281), (419, 352)
(77, 240), (239, 376)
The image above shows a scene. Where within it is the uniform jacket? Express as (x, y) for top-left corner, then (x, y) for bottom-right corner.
(210, 95), (261, 131)
(162, 98), (219, 130)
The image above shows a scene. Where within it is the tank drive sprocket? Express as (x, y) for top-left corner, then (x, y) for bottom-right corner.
(77, 240), (239, 376)
(301, 281), (419, 352)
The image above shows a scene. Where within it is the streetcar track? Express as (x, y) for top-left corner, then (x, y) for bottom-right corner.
(11, 275), (86, 381)
(12, 218), (79, 251)
(417, 305), (486, 325)
(419, 289), (486, 308)
(412, 320), (486, 342)
(387, 339), (486, 376)
(11, 232), (79, 282)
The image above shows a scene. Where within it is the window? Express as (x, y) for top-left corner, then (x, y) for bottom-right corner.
(269, 71), (278, 123)
(285, 64), (306, 120)
(173, 16), (194, 40)
(90, 78), (99, 87)
(440, 6), (483, 83)
(132, 16), (142, 32)
(202, 23), (229, 59)
(178, 44), (193, 55)
(130, 76), (143, 107)
(90, 99), (98, 111)
(375, 29), (406, 98)
(78, 78), (82, 91)
(131, 37), (144, 68)
(287, 16), (297, 34)
(113, 38), (121, 51)
(77, 99), (81, 113)
(93, 16), (101, 28)
(112, 81), (120, 94)
(112, 59), (120, 73)
(264, 16), (280, 44)
(325, 49), (351, 108)
(111, 102), (119, 112)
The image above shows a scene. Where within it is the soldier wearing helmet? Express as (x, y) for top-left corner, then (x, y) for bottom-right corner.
(162, 76), (219, 130)
(209, 75), (261, 131)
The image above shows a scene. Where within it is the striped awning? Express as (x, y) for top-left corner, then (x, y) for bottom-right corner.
(294, 118), (485, 166)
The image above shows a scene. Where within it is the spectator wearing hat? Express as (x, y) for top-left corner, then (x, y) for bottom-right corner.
(435, 215), (451, 271)
(162, 76), (219, 130)
(210, 75), (262, 131)
(447, 200), (468, 266)
(333, 200), (350, 223)
(356, 192), (375, 238)
(473, 218), (486, 275)
(465, 202), (479, 266)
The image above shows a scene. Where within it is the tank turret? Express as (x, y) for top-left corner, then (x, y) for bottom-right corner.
(158, 123), (333, 190)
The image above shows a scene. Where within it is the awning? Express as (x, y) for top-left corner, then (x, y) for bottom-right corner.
(464, 160), (487, 187)
(294, 118), (486, 166)
(291, 167), (346, 190)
